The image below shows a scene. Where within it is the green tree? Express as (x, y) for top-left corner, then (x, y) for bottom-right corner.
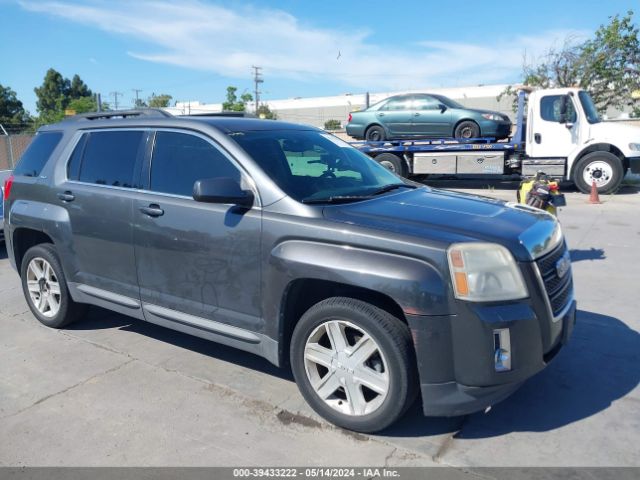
(0, 84), (30, 131)
(68, 74), (92, 100)
(324, 119), (341, 130)
(222, 86), (252, 111)
(505, 11), (640, 114)
(34, 68), (70, 113)
(257, 104), (277, 119)
(67, 96), (98, 114)
(148, 93), (172, 108)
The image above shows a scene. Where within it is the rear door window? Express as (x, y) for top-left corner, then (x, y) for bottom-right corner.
(13, 132), (63, 177)
(149, 131), (240, 197)
(78, 130), (145, 188)
(380, 98), (412, 111)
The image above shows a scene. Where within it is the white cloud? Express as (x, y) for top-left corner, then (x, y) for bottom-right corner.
(19, 0), (588, 90)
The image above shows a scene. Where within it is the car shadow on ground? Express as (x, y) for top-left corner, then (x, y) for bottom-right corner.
(381, 309), (639, 438)
(66, 308), (638, 439)
(0, 243), (7, 260)
(66, 306), (293, 381)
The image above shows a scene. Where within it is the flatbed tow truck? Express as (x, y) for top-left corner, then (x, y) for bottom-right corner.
(351, 88), (640, 194)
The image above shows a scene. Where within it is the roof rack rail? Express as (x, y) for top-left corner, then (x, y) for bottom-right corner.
(72, 108), (173, 121)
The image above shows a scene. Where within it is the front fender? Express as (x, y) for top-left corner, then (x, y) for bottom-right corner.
(265, 240), (449, 325)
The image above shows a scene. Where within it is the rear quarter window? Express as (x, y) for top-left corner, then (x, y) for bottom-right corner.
(13, 132), (63, 177)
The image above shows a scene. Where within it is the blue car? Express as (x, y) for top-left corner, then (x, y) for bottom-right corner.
(346, 93), (512, 141)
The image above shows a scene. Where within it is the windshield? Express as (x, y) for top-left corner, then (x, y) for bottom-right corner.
(229, 129), (410, 203)
(578, 91), (601, 124)
(431, 95), (465, 109)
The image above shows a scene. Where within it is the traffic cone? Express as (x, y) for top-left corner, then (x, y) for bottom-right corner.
(588, 180), (601, 204)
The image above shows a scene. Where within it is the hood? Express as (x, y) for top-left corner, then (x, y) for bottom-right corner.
(588, 122), (640, 145)
(323, 187), (559, 261)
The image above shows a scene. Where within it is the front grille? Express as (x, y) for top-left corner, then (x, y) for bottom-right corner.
(535, 243), (572, 317)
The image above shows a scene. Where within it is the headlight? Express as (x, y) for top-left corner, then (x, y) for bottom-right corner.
(481, 113), (503, 121)
(629, 143), (640, 151)
(447, 243), (528, 302)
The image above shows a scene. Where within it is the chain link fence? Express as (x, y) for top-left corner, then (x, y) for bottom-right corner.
(0, 134), (34, 170)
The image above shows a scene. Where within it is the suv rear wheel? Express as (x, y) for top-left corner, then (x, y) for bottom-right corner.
(290, 297), (417, 433)
(21, 244), (87, 328)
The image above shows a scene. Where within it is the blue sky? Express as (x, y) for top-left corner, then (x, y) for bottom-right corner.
(1, 0), (636, 113)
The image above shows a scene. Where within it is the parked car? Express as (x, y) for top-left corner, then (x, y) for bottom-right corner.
(346, 93), (512, 141)
(3, 110), (575, 433)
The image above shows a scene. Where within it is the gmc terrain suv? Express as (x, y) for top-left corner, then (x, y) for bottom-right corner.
(3, 109), (576, 432)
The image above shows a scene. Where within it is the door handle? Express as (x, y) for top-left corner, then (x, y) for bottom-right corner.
(57, 191), (75, 202)
(534, 133), (542, 144)
(413, 113), (421, 116)
(377, 113), (385, 117)
(139, 204), (164, 217)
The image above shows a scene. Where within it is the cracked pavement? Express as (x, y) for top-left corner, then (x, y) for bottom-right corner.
(0, 184), (638, 467)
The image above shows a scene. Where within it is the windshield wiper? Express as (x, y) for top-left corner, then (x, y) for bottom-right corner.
(301, 195), (374, 204)
(301, 183), (417, 204)
(369, 183), (417, 196)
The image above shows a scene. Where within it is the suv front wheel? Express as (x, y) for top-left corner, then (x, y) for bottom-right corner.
(290, 297), (417, 433)
(20, 244), (87, 328)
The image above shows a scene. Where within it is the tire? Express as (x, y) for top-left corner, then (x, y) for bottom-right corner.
(365, 125), (386, 142)
(572, 151), (624, 194)
(20, 244), (87, 328)
(290, 297), (417, 433)
(375, 153), (408, 177)
(454, 121), (480, 139)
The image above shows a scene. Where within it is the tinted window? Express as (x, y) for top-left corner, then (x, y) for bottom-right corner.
(150, 131), (239, 197)
(13, 132), (63, 177)
(540, 95), (577, 123)
(78, 131), (143, 188)
(67, 134), (88, 180)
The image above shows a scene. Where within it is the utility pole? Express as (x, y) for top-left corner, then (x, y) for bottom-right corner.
(132, 88), (143, 108)
(110, 91), (123, 110)
(251, 66), (263, 113)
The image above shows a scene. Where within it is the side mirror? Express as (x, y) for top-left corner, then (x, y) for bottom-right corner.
(438, 103), (447, 113)
(193, 177), (254, 207)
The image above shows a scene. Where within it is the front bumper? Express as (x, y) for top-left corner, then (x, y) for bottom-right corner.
(479, 121), (512, 139)
(408, 298), (576, 417)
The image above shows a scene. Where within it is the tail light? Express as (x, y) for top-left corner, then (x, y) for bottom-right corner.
(348, 113), (352, 123)
(3, 175), (14, 201)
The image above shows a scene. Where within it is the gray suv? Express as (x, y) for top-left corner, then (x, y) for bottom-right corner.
(3, 109), (576, 432)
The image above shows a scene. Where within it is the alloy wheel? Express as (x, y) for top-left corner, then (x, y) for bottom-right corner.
(303, 320), (389, 416)
(26, 257), (61, 318)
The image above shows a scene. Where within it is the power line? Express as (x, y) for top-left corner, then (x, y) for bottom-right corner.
(252, 65), (263, 113)
(110, 91), (123, 110)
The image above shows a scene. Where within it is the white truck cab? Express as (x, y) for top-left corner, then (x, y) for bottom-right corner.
(526, 88), (640, 193)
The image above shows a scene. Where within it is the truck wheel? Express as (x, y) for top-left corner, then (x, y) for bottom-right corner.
(290, 297), (417, 433)
(365, 125), (386, 142)
(375, 153), (408, 177)
(20, 244), (87, 329)
(573, 151), (623, 194)
(454, 121), (480, 139)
